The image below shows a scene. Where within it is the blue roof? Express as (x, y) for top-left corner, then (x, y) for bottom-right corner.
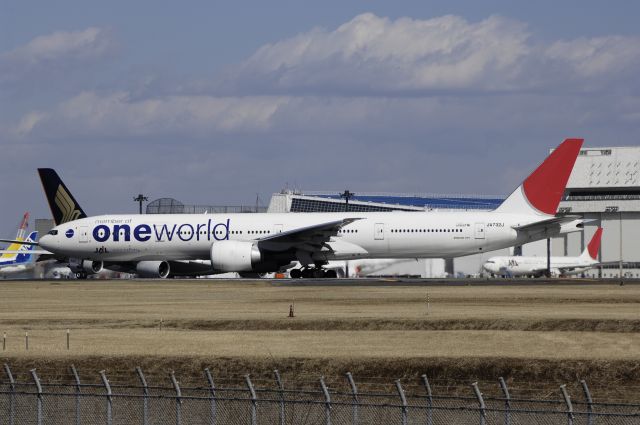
(311, 194), (504, 210)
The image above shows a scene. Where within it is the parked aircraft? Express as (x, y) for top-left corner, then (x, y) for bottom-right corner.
(3, 139), (585, 278)
(483, 228), (603, 277)
(0, 228), (38, 277)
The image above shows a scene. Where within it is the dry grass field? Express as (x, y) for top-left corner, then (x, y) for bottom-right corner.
(0, 279), (639, 400)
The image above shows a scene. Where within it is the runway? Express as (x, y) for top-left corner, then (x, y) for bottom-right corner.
(271, 277), (640, 286)
(2, 277), (639, 286)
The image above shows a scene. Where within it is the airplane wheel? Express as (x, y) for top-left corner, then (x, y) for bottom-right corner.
(301, 268), (314, 278)
(290, 269), (302, 279)
(324, 270), (338, 279)
(75, 272), (88, 280)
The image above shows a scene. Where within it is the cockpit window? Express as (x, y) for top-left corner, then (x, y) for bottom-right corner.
(485, 260), (495, 263)
(48, 230), (58, 236)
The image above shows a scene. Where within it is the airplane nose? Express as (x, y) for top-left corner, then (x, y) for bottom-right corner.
(39, 235), (54, 250)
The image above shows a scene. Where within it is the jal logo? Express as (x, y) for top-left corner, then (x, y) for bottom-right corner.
(65, 229), (74, 239)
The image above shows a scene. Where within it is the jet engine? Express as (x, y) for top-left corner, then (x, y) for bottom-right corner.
(211, 241), (261, 272)
(136, 261), (171, 278)
(82, 260), (103, 274)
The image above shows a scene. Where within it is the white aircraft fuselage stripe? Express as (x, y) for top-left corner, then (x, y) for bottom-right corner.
(40, 211), (556, 263)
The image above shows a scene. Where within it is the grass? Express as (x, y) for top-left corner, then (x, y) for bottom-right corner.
(0, 279), (638, 400)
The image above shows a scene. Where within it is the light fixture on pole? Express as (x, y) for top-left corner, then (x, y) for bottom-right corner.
(134, 194), (148, 214)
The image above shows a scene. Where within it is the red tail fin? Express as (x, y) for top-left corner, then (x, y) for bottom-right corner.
(587, 227), (603, 260)
(19, 212), (29, 230)
(496, 138), (583, 215)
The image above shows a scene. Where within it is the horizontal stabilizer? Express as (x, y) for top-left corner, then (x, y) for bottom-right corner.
(512, 216), (583, 239)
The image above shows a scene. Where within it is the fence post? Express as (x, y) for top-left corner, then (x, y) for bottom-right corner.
(345, 372), (359, 425)
(421, 374), (433, 425)
(580, 380), (594, 425)
(136, 367), (149, 425)
(471, 382), (486, 425)
(320, 376), (332, 425)
(245, 375), (257, 425)
(498, 377), (511, 425)
(70, 365), (82, 425)
(4, 364), (15, 425)
(170, 371), (182, 425)
(395, 380), (408, 425)
(560, 385), (574, 425)
(274, 370), (285, 425)
(204, 368), (217, 425)
(99, 370), (112, 425)
(30, 369), (43, 425)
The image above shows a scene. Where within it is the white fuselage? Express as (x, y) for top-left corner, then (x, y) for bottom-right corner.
(40, 211), (556, 263)
(483, 255), (597, 276)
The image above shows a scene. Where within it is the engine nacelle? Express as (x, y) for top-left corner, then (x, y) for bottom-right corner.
(82, 260), (103, 274)
(211, 241), (261, 272)
(136, 261), (171, 278)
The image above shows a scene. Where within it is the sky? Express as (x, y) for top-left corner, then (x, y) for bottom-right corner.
(2, 0), (640, 237)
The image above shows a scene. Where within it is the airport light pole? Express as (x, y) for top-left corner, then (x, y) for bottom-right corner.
(546, 238), (551, 278)
(134, 194), (148, 214)
(341, 190), (355, 212)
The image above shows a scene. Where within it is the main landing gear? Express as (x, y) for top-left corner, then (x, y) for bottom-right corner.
(289, 267), (338, 279)
(75, 272), (88, 280)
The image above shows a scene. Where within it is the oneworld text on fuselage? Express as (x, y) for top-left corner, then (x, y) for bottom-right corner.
(91, 219), (231, 243)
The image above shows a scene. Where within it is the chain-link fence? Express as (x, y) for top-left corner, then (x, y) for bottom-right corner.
(1, 364), (639, 425)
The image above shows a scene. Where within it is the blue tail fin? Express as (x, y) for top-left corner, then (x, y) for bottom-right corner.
(5, 231), (38, 265)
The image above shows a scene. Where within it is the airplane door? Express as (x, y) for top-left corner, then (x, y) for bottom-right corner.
(474, 223), (485, 239)
(273, 224), (283, 234)
(79, 226), (89, 243)
(374, 223), (385, 240)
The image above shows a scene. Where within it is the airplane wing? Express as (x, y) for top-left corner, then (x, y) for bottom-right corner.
(257, 218), (362, 252)
(0, 239), (40, 246)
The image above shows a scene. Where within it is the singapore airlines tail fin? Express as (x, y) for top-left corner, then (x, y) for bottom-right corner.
(38, 168), (87, 225)
(495, 138), (583, 216)
(0, 213), (30, 262)
(580, 227), (603, 261)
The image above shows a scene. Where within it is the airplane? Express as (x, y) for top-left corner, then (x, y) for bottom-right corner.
(483, 227), (603, 277)
(1, 213), (33, 276)
(0, 222), (38, 277)
(3, 138), (585, 279)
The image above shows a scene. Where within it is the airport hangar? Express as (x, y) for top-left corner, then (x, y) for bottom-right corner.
(29, 146), (640, 278)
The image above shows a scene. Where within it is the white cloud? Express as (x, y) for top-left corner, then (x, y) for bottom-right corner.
(16, 91), (288, 138)
(7, 14), (640, 141)
(12, 111), (46, 137)
(226, 13), (640, 95)
(0, 27), (115, 84)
